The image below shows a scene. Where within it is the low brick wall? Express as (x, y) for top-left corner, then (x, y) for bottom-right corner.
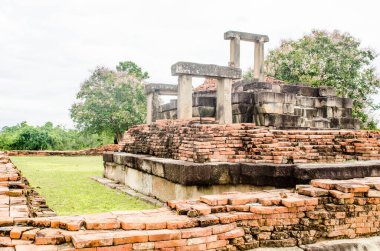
(118, 120), (380, 164)
(4, 152), (380, 250)
(0, 152), (55, 219)
(5, 144), (119, 156)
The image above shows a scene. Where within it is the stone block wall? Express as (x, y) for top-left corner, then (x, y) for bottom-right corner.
(159, 90), (217, 120)
(118, 120), (380, 164)
(104, 151), (380, 197)
(158, 80), (360, 130)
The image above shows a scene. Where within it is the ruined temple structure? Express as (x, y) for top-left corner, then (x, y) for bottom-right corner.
(156, 80), (359, 130)
(106, 31), (377, 202)
(99, 31), (380, 249)
(145, 30), (360, 130)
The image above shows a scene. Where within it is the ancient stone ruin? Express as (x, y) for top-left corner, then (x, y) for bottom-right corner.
(100, 31), (380, 249)
(2, 30), (380, 250)
(146, 31), (359, 130)
(107, 31), (370, 203)
(156, 81), (358, 129)
(5, 151), (380, 250)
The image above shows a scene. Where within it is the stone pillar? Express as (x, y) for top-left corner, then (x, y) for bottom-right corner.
(254, 39), (265, 81)
(146, 93), (154, 124)
(253, 42), (260, 80)
(177, 75), (193, 119)
(146, 92), (159, 124)
(229, 36), (240, 68)
(258, 38), (265, 81)
(216, 78), (232, 124)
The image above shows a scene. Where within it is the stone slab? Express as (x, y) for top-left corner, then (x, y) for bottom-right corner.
(224, 30), (269, 42)
(281, 84), (320, 97)
(171, 62), (242, 79)
(145, 83), (177, 95)
(294, 160), (380, 183)
(301, 236), (380, 250)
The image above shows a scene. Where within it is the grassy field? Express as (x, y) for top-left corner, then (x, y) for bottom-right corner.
(11, 156), (155, 216)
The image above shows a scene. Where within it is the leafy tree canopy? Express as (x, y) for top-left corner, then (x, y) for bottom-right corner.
(0, 122), (111, 150)
(265, 30), (380, 127)
(70, 65), (147, 142)
(116, 61), (149, 80)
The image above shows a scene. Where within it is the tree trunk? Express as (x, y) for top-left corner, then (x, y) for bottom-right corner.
(114, 132), (124, 144)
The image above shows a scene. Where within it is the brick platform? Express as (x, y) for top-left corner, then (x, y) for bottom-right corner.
(118, 120), (380, 164)
(5, 152), (380, 250)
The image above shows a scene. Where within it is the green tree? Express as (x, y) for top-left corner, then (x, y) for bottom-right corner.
(10, 124), (54, 150)
(0, 121), (112, 150)
(70, 66), (147, 143)
(116, 61), (149, 80)
(265, 30), (380, 126)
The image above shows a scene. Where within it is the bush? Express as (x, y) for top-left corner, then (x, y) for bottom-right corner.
(0, 122), (112, 150)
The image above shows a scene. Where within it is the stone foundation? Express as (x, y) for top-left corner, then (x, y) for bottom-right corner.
(104, 152), (380, 201)
(118, 120), (380, 164)
(104, 155), (274, 201)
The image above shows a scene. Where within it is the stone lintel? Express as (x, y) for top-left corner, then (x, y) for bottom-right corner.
(224, 30), (269, 43)
(171, 62), (242, 79)
(145, 83), (177, 95)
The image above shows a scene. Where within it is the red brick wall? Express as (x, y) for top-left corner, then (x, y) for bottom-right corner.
(4, 151), (380, 250)
(119, 120), (380, 164)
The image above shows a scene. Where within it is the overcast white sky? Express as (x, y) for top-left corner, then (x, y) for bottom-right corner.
(1, 0), (380, 128)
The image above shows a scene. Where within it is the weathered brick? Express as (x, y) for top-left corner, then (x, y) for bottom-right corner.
(97, 244), (132, 251)
(187, 235), (217, 245)
(154, 239), (187, 248)
(34, 229), (65, 245)
(335, 183), (370, 193)
(212, 223), (237, 235)
(181, 227), (212, 239)
(113, 231), (148, 245)
(71, 232), (114, 248)
(217, 228), (244, 240)
(85, 218), (120, 230)
(147, 229), (181, 241)
(175, 243), (207, 251)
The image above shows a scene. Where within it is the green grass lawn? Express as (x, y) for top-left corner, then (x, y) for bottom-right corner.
(11, 156), (155, 216)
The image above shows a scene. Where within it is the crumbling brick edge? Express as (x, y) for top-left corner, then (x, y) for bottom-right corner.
(3, 151), (380, 249)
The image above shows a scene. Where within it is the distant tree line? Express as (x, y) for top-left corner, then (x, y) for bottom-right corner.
(0, 121), (112, 150)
